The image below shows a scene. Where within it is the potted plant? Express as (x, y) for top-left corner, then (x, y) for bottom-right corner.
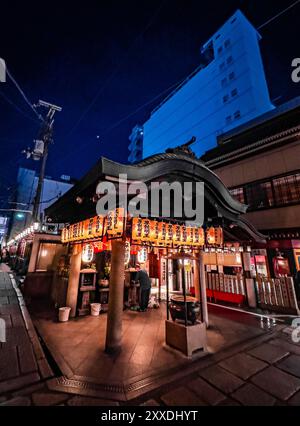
(99, 264), (110, 287)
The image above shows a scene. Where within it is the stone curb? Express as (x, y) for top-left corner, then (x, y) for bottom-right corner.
(8, 273), (54, 381)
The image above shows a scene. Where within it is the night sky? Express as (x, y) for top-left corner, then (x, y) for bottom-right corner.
(0, 0), (299, 202)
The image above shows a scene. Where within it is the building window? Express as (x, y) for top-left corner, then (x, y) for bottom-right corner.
(272, 173), (300, 205)
(221, 77), (227, 87)
(220, 62), (225, 71)
(230, 187), (245, 204)
(224, 39), (231, 48)
(245, 181), (275, 210)
(225, 115), (232, 125)
(227, 55), (233, 65)
(217, 46), (223, 55)
(231, 88), (238, 97)
(223, 94), (229, 103)
(234, 110), (241, 119)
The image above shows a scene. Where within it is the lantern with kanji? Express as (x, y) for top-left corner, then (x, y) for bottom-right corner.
(132, 217), (143, 242)
(206, 227), (216, 245)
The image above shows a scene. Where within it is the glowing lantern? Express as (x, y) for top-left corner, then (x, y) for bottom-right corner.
(106, 210), (114, 234)
(61, 228), (66, 243)
(150, 220), (159, 241)
(141, 219), (151, 241)
(195, 227), (205, 246)
(76, 222), (82, 240)
(114, 208), (124, 236)
(206, 227), (216, 245)
(173, 224), (182, 246)
(106, 208), (124, 236)
(157, 222), (167, 246)
(181, 226), (187, 245)
(132, 217), (143, 241)
(130, 245), (138, 255)
(215, 227), (223, 246)
(93, 241), (104, 253)
(137, 247), (148, 264)
(166, 223), (173, 246)
(94, 215), (104, 237)
(82, 219), (90, 239)
(69, 224), (74, 241)
(124, 241), (131, 265)
(181, 226), (193, 245)
(199, 227), (205, 246)
(87, 217), (95, 238)
(82, 243), (94, 263)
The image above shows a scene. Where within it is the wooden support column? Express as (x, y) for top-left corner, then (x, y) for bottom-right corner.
(66, 244), (82, 318)
(105, 239), (125, 355)
(194, 257), (201, 302)
(199, 251), (209, 327)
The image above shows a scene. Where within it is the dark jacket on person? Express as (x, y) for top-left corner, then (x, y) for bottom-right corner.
(135, 269), (151, 290)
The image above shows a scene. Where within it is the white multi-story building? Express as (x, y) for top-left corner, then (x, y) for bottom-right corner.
(128, 9), (274, 162)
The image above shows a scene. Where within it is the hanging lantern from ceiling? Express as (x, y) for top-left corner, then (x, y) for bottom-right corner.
(166, 223), (173, 246)
(94, 215), (104, 238)
(137, 247), (148, 264)
(206, 227), (216, 245)
(150, 220), (159, 241)
(124, 240), (131, 265)
(82, 243), (94, 263)
(157, 222), (167, 246)
(215, 227), (224, 246)
(141, 219), (151, 241)
(132, 217), (143, 242)
(106, 210), (114, 234)
(130, 244), (138, 255)
(193, 228), (205, 246)
(173, 224), (182, 246)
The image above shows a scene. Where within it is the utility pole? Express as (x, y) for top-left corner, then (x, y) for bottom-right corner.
(31, 100), (62, 223)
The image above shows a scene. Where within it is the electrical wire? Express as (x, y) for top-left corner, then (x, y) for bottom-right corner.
(64, 0), (168, 141)
(6, 67), (44, 122)
(257, 0), (300, 30)
(0, 89), (40, 124)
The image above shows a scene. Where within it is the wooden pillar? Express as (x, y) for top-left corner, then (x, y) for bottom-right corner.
(105, 239), (125, 354)
(193, 257), (201, 302)
(199, 251), (209, 327)
(66, 244), (82, 318)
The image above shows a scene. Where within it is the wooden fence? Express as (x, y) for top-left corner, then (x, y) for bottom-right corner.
(255, 276), (300, 314)
(206, 273), (246, 305)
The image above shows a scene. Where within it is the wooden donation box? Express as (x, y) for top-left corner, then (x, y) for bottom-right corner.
(77, 269), (97, 316)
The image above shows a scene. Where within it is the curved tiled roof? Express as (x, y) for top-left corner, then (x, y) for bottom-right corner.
(45, 150), (265, 242)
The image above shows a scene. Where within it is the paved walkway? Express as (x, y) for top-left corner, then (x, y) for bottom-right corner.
(1, 263), (300, 406)
(136, 330), (300, 406)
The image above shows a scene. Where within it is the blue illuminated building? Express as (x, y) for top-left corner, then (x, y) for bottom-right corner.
(128, 10), (274, 162)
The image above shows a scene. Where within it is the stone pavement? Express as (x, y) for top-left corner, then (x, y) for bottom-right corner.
(1, 263), (300, 406)
(136, 331), (300, 406)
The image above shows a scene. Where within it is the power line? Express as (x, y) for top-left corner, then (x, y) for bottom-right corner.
(53, 73), (189, 171)
(64, 0), (168, 141)
(6, 67), (44, 122)
(257, 0), (300, 30)
(53, 36), (248, 169)
(0, 89), (40, 123)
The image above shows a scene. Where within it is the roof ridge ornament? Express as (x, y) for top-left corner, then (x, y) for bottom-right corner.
(165, 136), (197, 158)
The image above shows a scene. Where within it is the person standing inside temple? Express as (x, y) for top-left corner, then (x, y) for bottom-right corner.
(135, 264), (151, 312)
